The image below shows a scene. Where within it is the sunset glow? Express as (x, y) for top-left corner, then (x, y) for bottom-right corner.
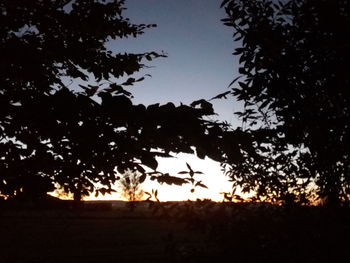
(82, 153), (236, 202)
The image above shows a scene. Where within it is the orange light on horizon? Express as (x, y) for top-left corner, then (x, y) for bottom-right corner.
(83, 153), (249, 202)
(49, 153), (253, 202)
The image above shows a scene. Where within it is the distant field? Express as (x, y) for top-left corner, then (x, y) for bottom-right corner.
(0, 201), (202, 263)
(0, 209), (181, 262)
(1, 201), (350, 263)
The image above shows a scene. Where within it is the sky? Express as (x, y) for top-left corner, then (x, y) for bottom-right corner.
(87, 0), (243, 201)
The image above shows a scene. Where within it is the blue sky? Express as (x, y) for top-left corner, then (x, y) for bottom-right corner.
(107, 0), (242, 126)
(98, 0), (243, 201)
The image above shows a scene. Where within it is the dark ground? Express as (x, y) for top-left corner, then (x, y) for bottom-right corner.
(1, 200), (350, 263)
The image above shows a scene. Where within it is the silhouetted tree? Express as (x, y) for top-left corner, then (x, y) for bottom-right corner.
(119, 169), (145, 202)
(221, 0), (350, 205)
(0, 0), (222, 201)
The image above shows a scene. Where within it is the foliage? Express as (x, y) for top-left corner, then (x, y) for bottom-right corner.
(146, 162), (208, 194)
(0, 0), (223, 201)
(221, 0), (350, 205)
(163, 202), (350, 262)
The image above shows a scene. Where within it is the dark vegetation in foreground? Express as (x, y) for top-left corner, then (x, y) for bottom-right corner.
(1, 198), (349, 263)
(2, 0), (349, 212)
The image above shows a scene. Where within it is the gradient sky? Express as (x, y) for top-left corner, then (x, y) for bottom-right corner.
(90, 0), (243, 201)
(107, 0), (241, 124)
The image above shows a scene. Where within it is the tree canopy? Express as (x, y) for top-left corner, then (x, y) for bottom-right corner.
(4, 0), (348, 205)
(221, 0), (350, 204)
(0, 0), (222, 200)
